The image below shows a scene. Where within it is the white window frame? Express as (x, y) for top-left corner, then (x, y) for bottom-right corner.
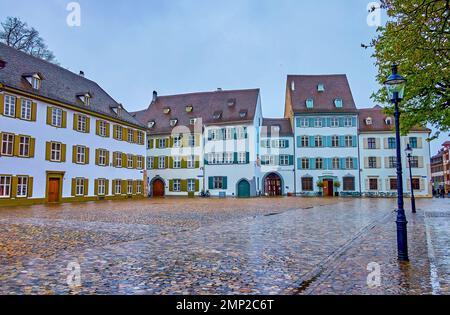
(173, 156), (181, 169)
(77, 115), (87, 132)
(51, 142), (62, 162)
(137, 132), (143, 144)
(331, 135), (339, 148)
(301, 136), (309, 147)
(344, 117), (353, 127)
(332, 158), (340, 170)
(115, 152), (122, 168)
(173, 136), (182, 148)
(99, 121), (107, 137)
(136, 156), (143, 169)
(158, 156), (166, 169)
(21, 99), (32, 120)
(213, 177), (224, 189)
(4, 94), (16, 117)
(314, 118), (323, 128)
(98, 179), (106, 196)
(128, 129), (134, 143)
(76, 146), (86, 164)
(236, 127), (246, 140)
(345, 135), (353, 147)
(330, 117), (339, 127)
(315, 136), (323, 147)
(238, 152), (247, 164)
(279, 155), (289, 166)
(52, 108), (63, 127)
(345, 157), (354, 169)
(116, 126), (123, 140)
(115, 180), (122, 195)
(224, 128), (233, 140)
(301, 158), (309, 169)
(127, 154), (134, 168)
(187, 156), (195, 168)
(19, 136), (30, 157)
(159, 138), (167, 148)
(187, 179), (195, 192)
(147, 156), (154, 169)
(299, 118), (309, 128)
(173, 179), (181, 192)
(0, 176), (12, 198)
(75, 178), (85, 196)
(127, 180), (133, 195)
(316, 158), (324, 170)
(1, 133), (14, 156)
(16, 176), (28, 198)
(188, 134), (196, 147)
(136, 181), (142, 194)
(99, 149), (107, 166)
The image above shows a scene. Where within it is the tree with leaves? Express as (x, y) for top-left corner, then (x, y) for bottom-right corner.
(0, 17), (57, 63)
(366, 0), (449, 138)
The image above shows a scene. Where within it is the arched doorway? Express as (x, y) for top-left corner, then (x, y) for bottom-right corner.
(264, 173), (282, 196)
(152, 178), (165, 197)
(237, 179), (250, 198)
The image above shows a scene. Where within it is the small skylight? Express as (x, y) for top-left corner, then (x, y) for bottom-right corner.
(148, 121), (155, 128)
(170, 119), (178, 127)
(239, 110), (247, 118)
(213, 111), (222, 120)
(306, 99), (314, 109)
(365, 117), (373, 125)
(385, 117), (393, 125)
(318, 84), (325, 92)
(186, 105), (193, 112)
(227, 98), (236, 107)
(163, 108), (171, 114)
(334, 98), (343, 108)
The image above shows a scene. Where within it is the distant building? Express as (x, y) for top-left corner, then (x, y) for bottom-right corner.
(442, 141), (450, 194)
(431, 150), (444, 194)
(359, 106), (431, 197)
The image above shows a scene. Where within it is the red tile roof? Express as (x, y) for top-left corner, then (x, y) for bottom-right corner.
(132, 89), (260, 135)
(358, 105), (429, 132)
(285, 74), (357, 116)
(261, 118), (293, 137)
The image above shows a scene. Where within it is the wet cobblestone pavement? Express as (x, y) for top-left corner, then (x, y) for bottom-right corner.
(0, 197), (448, 295)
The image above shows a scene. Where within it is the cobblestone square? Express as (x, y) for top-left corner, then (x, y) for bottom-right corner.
(0, 197), (448, 295)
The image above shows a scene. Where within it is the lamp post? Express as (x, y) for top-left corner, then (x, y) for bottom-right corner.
(405, 144), (417, 214)
(384, 64), (409, 261)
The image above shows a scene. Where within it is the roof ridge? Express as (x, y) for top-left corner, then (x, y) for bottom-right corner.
(156, 88), (260, 99)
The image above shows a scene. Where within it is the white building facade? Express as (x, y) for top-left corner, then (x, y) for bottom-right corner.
(359, 106), (432, 197)
(0, 43), (147, 206)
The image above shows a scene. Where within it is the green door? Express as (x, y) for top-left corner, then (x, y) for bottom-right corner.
(237, 180), (250, 198)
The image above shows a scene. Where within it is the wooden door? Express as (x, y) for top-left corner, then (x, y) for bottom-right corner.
(48, 178), (60, 202)
(237, 180), (250, 198)
(323, 180), (334, 197)
(152, 179), (165, 197)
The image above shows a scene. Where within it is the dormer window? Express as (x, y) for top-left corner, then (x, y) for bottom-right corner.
(186, 105), (193, 112)
(334, 98), (343, 108)
(163, 108), (171, 114)
(213, 111), (222, 120)
(306, 99), (314, 108)
(385, 117), (393, 126)
(272, 125), (281, 133)
(318, 84), (325, 92)
(148, 121), (155, 128)
(365, 117), (373, 125)
(170, 119), (178, 127)
(239, 110), (247, 118)
(77, 93), (92, 106)
(227, 98), (236, 107)
(23, 73), (42, 90)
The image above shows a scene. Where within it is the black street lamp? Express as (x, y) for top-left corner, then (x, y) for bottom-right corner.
(384, 64), (409, 261)
(405, 144), (417, 214)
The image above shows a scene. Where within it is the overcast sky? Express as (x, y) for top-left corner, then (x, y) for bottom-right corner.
(1, 0), (447, 153)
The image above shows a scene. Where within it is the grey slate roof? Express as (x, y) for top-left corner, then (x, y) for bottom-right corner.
(0, 43), (144, 128)
(261, 118), (293, 137)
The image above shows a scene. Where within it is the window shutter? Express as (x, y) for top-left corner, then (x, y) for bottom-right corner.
(122, 153), (127, 167)
(338, 117), (344, 127)
(352, 136), (357, 147)
(195, 134), (201, 147)
(365, 178), (369, 191)
(28, 177), (34, 197)
(364, 157), (369, 168)
(133, 181), (137, 194)
(195, 156), (200, 168)
(352, 117), (357, 127)
(181, 180), (187, 192)
(72, 146), (77, 163)
(384, 157), (389, 168)
(0, 94), (4, 114)
(363, 138), (368, 149)
(94, 179), (99, 196)
(45, 142), (51, 161)
(165, 156), (169, 168)
(181, 157), (187, 169)
(375, 138), (381, 149)
(339, 136), (345, 147)
(31, 102), (37, 121)
(309, 136), (315, 147)
(11, 176), (18, 198)
(384, 138), (388, 149)
(149, 138), (154, 149)
(105, 150), (110, 166)
(95, 149), (99, 165)
(376, 157), (382, 168)
(112, 180), (117, 194)
(29, 137), (36, 157)
(85, 147), (90, 164)
(288, 155), (294, 166)
(246, 152), (250, 164)
(121, 180), (127, 195)
(96, 120), (100, 136)
(105, 180), (109, 196)
(73, 114), (78, 131)
(46, 107), (52, 125)
(133, 130), (138, 143)
(418, 156), (424, 168)
(112, 152), (117, 167)
(208, 177), (214, 190)
(195, 179), (200, 192)
(169, 137), (174, 148)
(353, 158), (358, 170)
(122, 128), (128, 141)
(207, 130), (212, 141)
(222, 177), (228, 189)
(15, 98), (21, 118)
(71, 179), (76, 196)
(113, 125), (118, 139)
(155, 139), (160, 148)
(310, 158), (315, 170)
(153, 157), (159, 169)
(420, 179), (426, 191)
(133, 155), (137, 169)
(13, 135), (19, 156)
(85, 117), (90, 133)
(61, 143), (67, 161)
(417, 137), (423, 149)
(169, 180), (174, 192)
(233, 152), (238, 164)
(105, 122), (110, 137)
(61, 111), (67, 128)
(308, 118), (315, 127)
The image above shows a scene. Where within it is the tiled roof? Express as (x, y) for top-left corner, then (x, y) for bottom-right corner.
(261, 118), (293, 137)
(358, 105), (429, 132)
(285, 74), (357, 116)
(132, 89), (260, 135)
(0, 43), (144, 128)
